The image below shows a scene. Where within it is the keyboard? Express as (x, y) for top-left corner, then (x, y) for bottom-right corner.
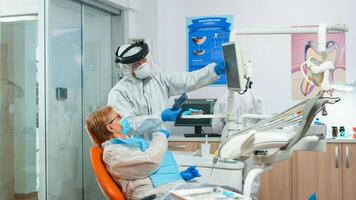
(184, 133), (221, 138)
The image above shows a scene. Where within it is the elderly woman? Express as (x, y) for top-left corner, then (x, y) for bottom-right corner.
(85, 106), (200, 200)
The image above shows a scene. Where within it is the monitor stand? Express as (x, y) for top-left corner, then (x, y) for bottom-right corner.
(184, 126), (221, 138)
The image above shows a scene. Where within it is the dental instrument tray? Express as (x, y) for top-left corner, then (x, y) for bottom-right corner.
(172, 93), (188, 111)
(170, 186), (250, 200)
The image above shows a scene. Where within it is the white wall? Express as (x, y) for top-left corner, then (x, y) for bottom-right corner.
(103, 0), (140, 10)
(104, 0), (158, 57)
(154, 0), (356, 114)
(126, 0), (158, 57)
(0, 0), (39, 16)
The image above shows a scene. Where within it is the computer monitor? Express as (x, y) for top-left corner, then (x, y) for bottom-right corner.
(174, 98), (217, 136)
(222, 41), (246, 91)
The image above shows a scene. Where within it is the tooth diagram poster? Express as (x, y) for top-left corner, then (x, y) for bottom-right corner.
(187, 15), (233, 85)
(291, 33), (346, 100)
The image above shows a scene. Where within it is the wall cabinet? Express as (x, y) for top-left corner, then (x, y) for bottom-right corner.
(260, 159), (292, 200)
(260, 143), (356, 200)
(342, 144), (356, 200)
(291, 144), (342, 200)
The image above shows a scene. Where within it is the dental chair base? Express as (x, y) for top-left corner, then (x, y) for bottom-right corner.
(243, 166), (271, 198)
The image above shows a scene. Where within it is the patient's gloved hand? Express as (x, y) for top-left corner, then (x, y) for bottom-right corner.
(180, 165), (201, 181)
(159, 129), (170, 139)
(161, 108), (182, 122)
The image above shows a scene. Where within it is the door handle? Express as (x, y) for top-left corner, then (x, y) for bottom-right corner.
(335, 146), (339, 168)
(345, 145), (350, 169)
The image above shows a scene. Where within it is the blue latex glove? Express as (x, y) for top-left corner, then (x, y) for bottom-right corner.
(214, 62), (225, 75)
(308, 192), (316, 200)
(160, 129), (170, 139)
(119, 117), (130, 135)
(161, 108), (182, 122)
(179, 165), (201, 181)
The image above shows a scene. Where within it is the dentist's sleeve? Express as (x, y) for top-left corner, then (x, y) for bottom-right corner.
(160, 63), (220, 97)
(103, 132), (167, 179)
(107, 90), (162, 134)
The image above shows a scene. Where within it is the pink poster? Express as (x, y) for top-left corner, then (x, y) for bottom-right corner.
(291, 33), (346, 100)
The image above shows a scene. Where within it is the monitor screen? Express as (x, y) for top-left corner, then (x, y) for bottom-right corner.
(174, 99), (216, 127)
(222, 42), (245, 90)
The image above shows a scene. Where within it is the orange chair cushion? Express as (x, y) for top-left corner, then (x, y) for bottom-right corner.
(90, 146), (126, 200)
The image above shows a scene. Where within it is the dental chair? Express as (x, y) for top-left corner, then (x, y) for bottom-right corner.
(86, 126), (126, 200)
(86, 126), (101, 146)
(212, 22), (347, 199)
(216, 93), (340, 197)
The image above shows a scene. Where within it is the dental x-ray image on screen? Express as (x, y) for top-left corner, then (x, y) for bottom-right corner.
(222, 41), (246, 91)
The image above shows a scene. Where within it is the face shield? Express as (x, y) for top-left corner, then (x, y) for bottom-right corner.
(115, 41), (157, 79)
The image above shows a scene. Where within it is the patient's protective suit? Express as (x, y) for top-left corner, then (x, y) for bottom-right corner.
(102, 132), (184, 200)
(107, 60), (219, 135)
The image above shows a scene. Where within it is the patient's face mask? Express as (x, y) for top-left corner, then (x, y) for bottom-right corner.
(133, 62), (151, 79)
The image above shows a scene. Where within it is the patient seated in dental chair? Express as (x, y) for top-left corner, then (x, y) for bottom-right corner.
(85, 106), (202, 200)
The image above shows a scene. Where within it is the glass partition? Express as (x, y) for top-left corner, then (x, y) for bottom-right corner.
(46, 1), (83, 199)
(0, 0), (123, 199)
(0, 18), (38, 200)
(82, 5), (113, 200)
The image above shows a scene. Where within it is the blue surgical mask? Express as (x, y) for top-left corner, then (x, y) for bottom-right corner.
(119, 117), (130, 135)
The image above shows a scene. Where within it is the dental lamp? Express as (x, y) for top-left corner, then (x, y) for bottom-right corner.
(332, 82), (355, 92)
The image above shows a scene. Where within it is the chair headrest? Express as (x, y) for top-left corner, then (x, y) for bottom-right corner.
(85, 125), (101, 146)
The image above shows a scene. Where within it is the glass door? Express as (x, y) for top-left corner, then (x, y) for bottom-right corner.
(46, 0), (122, 199)
(46, 1), (83, 199)
(82, 5), (114, 200)
(0, 16), (39, 200)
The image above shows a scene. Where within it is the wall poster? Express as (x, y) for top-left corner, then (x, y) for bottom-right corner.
(291, 32), (346, 100)
(187, 16), (233, 85)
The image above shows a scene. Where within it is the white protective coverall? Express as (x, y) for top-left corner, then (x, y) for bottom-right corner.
(212, 90), (264, 139)
(107, 63), (219, 134)
(102, 132), (183, 200)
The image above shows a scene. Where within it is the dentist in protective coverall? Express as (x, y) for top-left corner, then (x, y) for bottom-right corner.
(212, 90), (263, 139)
(108, 41), (225, 135)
